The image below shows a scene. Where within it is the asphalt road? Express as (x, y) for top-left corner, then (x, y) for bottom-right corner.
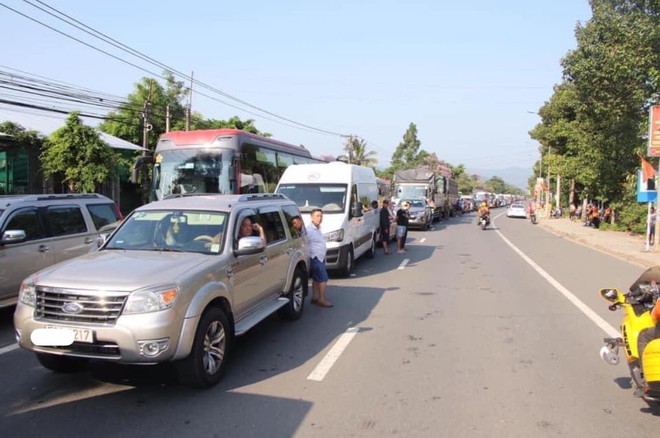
(0, 211), (658, 437)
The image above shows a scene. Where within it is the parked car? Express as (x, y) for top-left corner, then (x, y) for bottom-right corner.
(14, 193), (309, 388)
(506, 202), (527, 219)
(0, 193), (122, 308)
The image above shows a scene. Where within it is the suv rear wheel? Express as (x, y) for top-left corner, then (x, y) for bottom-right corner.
(36, 353), (89, 373)
(176, 307), (232, 388)
(278, 266), (307, 320)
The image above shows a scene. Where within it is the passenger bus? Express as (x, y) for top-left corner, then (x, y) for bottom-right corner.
(134, 129), (326, 201)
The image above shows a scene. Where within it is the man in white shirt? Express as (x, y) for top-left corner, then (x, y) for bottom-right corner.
(306, 208), (332, 308)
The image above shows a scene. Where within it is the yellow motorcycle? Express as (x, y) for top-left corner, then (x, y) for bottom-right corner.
(599, 267), (660, 405)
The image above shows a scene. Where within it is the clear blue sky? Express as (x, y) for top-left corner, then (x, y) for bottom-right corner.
(0, 0), (592, 174)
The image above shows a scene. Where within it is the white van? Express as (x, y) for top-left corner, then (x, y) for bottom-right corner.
(275, 162), (379, 276)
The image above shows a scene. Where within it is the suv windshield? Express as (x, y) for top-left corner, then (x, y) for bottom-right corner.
(276, 184), (347, 213)
(106, 210), (227, 254)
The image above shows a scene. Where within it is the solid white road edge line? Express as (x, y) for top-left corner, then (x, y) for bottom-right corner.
(307, 327), (360, 382)
(419, 238), (427, 243)
(397, 259), (409, 270)
(493, 216), (620, 338)
(0, 343), (19, 355)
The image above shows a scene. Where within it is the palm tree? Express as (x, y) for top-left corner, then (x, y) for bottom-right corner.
(343, 136), (378, 167)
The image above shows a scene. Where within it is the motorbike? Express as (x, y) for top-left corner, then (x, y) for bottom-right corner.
(599, 266), (660, 405)
(479, 214), (490, 230)
(530, 212), (537, 224)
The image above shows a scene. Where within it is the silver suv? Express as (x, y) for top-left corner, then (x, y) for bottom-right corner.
(0, 193), (122, 308)
(14, 193), (309, 387)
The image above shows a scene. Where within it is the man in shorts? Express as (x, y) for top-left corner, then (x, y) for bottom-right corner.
(306, 208), (332, 307)
(396, 201), (410, 254)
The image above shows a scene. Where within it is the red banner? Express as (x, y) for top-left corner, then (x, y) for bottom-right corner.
(649, 105), (660, 157)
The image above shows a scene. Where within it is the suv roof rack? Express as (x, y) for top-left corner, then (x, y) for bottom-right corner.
(34, 194), (102, 201)
(238, 193), (287, 202)
(0, 193), (105, 202)
(163, 193), (215, 200)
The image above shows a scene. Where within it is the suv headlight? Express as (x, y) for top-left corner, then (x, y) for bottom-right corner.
(19, 277), (37, 307)
(324, 229), (344, 243)
(124, 284), (178, 314)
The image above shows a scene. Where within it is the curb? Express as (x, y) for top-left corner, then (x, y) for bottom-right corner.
(538, 222), (654, 269)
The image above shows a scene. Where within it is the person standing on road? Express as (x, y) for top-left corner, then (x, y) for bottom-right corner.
(306, 208), (333, 308)
(650, 206), (657, 246)
(379, 199), (392, 255)
(396, 201), (410, 254)
(591, 203), (600, 228)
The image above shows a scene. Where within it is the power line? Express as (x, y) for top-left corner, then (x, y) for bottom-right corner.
(11, 0), (347, 137)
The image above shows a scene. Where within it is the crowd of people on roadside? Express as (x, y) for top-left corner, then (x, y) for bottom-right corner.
(379, 199), (412, 255)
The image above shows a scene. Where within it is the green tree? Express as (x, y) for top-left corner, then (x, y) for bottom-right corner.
(41, 112), (123, 193)
(389, 122), (422, 173)
(560, 0), (660, 201)
(184, 114), (271, 136)
(484, 176), (507, 194)
(0, 121), (43, 146)
(530, 0), (660, 230)
(448, 163), (477, 194)
(100, 71), (188, 150)
(343, 136), (378, 167)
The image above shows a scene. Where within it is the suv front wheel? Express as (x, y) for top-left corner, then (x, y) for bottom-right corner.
(176, 307), (232, 388)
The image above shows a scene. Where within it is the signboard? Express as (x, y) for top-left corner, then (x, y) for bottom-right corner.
(637, 170), (657, 203)
(649, 105), (660, 157)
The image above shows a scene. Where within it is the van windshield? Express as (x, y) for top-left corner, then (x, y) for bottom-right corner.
(276, 184), (347, 213)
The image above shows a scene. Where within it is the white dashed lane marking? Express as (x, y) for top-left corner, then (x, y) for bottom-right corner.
(397, 259), (409, 270)
(307, 327), (360, 381)
(0, 344), (19, 355)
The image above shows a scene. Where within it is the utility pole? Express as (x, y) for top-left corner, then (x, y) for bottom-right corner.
(186, 71), (194, 131)
(165, 105), (170, 133)
(142, 79), (153, 151)
(140, 79), (153, 205)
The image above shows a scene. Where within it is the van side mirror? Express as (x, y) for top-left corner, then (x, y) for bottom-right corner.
(351, 202), (363, 218)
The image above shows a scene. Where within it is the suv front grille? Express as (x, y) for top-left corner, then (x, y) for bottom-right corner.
(35, 286), (129, 325)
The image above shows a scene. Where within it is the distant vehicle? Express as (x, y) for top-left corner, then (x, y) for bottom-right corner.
(14, 193), (309, 388)
(401, 198), (432, 230)
(0, 193), (122, 308)
(132, 128), (326, 201)
(507, 203), (527, 219)
(393, 167), (458, 220)
(276, 162), (379, 277)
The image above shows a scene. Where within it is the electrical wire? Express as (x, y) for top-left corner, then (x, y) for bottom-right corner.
(13, 0), (348, 137)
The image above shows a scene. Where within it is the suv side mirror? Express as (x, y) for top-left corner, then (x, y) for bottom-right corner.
(234, 236), (265, 256)
(96, 233), (112, 250)
(1, 230), (27, 245)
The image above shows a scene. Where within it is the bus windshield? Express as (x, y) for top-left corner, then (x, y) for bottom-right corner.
(276, 184), (347, 213)
(152, 149), (234, 199)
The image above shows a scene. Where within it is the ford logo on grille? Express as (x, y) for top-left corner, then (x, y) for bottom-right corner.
(62, 301), (84, 314)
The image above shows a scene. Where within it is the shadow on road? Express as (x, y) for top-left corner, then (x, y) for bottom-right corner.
(0, 284), (388, 436)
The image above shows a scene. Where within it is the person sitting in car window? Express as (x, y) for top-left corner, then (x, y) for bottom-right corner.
(238, 217), (267, 246)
